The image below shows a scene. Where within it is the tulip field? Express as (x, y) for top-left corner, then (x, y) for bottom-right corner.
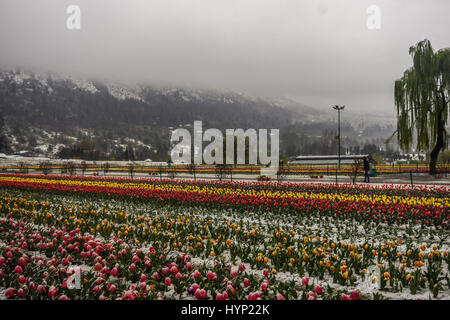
(0, 173), (449, 300)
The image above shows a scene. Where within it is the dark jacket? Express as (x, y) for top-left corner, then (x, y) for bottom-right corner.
(363, 158), (370, 171)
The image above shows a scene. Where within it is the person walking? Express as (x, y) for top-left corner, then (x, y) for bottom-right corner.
(363, 157), (371, 183)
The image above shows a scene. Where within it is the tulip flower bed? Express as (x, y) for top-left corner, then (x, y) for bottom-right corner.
(0, 174), (448, 229)
(0, 174), (449, 300)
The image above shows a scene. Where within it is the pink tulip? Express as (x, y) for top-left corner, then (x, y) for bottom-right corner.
(243, 278), (250, 287)
(59, 295), (70, 300)
(277, 293), (285, 300)
(129, 264), (136, 272)
(165, 277), (172, 286)
(37, 285), (46, 294)
(261, 282), (268, 292)
(306, 291), (317, 300)
(341, 294), (351, 300)
(248, 292), (261, 300)
(93, 285), (103, 295)
(188, 284), (200, 295)
(124, 290), (135, 300)
(140, 274), (147, 282)
(216, 292), (229, 300)
(226, 284), (236, 295)
(18, 275), (27, 284)
(48, 286), (57, 298)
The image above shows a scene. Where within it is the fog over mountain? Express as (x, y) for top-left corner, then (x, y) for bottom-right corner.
(0, 69), (396, 160)
(1, 0), (449, 114)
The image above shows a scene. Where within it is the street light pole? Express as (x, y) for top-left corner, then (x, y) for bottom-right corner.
(333, 105), (345, 169)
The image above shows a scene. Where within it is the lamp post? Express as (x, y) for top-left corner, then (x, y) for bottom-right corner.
(333, 105), (345, 169)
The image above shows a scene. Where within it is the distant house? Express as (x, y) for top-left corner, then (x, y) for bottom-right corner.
(291, 154), (373, 165)
(15, 150), (33, 157)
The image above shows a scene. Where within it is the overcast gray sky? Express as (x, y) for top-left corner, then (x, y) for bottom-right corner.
(0, 0), (449, 113)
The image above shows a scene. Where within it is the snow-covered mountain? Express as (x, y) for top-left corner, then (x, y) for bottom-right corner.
(0, 69), (397, 160)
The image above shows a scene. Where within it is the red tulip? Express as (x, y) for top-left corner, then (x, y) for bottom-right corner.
(302, 277), (309, 287)
(350, 291), (360, 300)
(261, 282), (268, 292)
(315, 285), (324, 295)
(18, 257), (26, 266)
(111, 268), (119, 277)
(17, 289), (25, 298)
(14, 265), (23, 274)
(5, 288), (16, 298)
(124, 290), (135, 300)
(194, 289), (207, 299)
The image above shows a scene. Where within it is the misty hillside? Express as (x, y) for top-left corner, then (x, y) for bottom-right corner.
(0, 70), (396, 161)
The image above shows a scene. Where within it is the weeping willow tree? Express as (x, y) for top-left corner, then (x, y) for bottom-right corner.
(394, 39), (450, 174)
